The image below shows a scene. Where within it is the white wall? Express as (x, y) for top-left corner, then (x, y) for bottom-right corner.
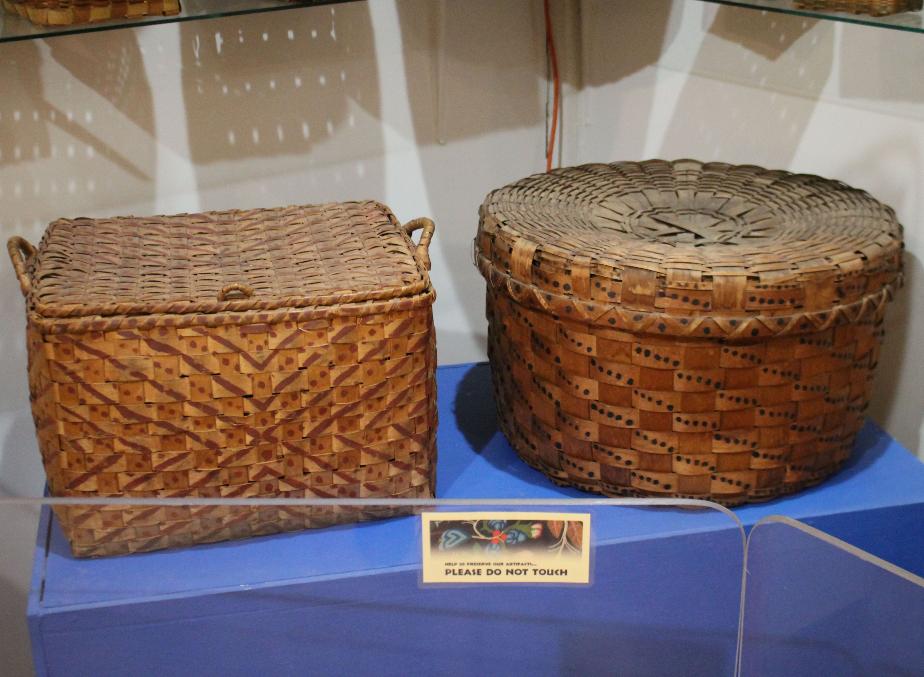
(1, 0), (922, 673)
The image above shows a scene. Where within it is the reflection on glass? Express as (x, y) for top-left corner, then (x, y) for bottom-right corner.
(741, 516), (924, 676)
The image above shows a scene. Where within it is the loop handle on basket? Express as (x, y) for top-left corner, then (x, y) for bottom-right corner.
(219, 283), (255, 301)
(403, 218), (435, 271)
(7, 236), (37, 298)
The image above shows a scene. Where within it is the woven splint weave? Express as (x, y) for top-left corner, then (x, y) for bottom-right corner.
(9, 201), (437, 556)
(476, 159), (902, 505)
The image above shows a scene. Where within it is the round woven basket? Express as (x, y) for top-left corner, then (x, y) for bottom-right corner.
(476, 159), (903, 505)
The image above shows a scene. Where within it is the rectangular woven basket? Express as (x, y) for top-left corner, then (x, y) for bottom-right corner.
(8, 201), (438, 557)
(1, 0), (180, 26)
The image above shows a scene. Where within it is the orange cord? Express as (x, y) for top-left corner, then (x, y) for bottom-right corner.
(544, 0), (561, 173)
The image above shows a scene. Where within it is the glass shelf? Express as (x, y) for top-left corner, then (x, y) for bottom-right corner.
(702, 0), (924, 33)
(3, 0), (922, 44)
(0, 0), (357, 43)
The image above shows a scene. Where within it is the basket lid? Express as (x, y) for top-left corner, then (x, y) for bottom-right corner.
(21, 201), (433, 320)
(477, 160), (902, 338)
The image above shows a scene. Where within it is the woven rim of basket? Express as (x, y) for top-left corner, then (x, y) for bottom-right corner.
(28, 288), (438, 334)
(477, 159), (903, 339)
(17, 201), (434, 329)
(476, 255), (896, 340)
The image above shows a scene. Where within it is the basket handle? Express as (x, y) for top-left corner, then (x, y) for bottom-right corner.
(7, 236), (37, 298)
(404, 218), (435, 271)
(219, 283), (255, 301)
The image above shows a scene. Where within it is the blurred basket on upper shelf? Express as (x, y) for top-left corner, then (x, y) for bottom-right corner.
(795, 0), (923, 15)
(1, 0), (180, 27)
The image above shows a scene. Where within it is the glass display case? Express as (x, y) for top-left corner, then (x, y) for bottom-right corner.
(1, 2), (923, 675)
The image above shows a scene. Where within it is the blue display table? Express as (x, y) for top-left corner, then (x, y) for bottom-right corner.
(27, 363), (924, 677)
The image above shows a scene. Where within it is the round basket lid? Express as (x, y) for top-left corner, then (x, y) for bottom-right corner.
(477, 160), (902, 339)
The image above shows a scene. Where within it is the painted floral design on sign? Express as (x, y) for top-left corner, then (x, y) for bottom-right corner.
(429, 518), (583, 555)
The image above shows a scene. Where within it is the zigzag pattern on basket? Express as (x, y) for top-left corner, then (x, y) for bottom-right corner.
(477, 257), (899, 340)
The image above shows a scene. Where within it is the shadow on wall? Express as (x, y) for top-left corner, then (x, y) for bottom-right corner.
(580, 0), (678, 160)
(45, 32), (155, 181)
(705, 5), (818, 58)
(0, 31), (155, 200)
(576, 1), (824, 164)
(179, 2), (384, 206)
(0, 30), (158, 411)
(658, 8), (833, 165)
(395, 0), (555, 352)
(583, 0), (677, 86)
(397, 0), (548, 147)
